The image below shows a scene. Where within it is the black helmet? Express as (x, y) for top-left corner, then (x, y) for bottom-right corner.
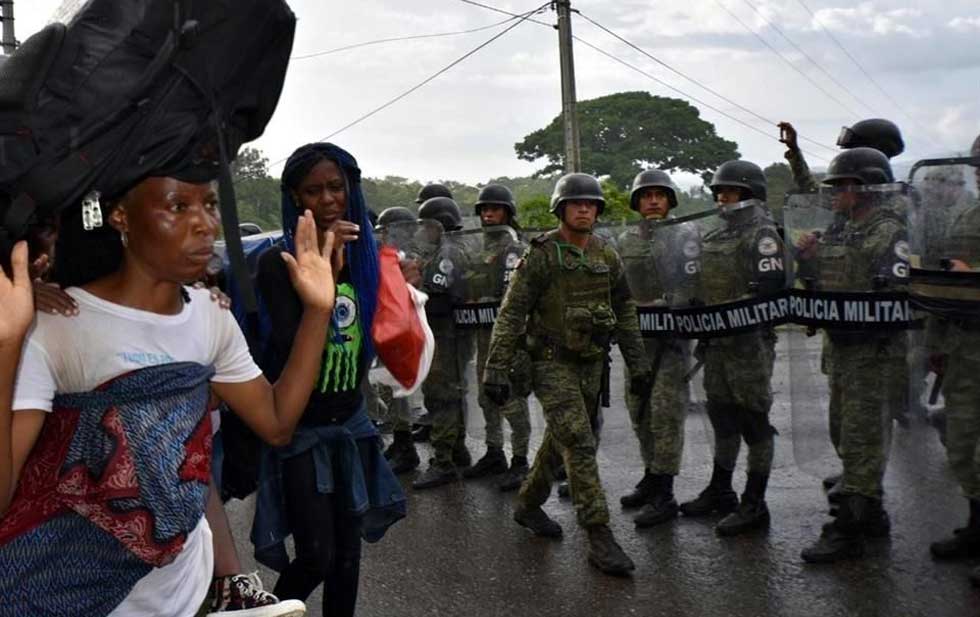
(630, 169), (678, 211)
(836, 119), (904, 159)
(415, 183), (453, 205)
(474, 184), (517, 218)
(377, 206), (416, 228)
(710, 160), (767, 202)
(822, 147), (895, 186)
(549, 173), (605, 216)
(418, 196), (463, 231)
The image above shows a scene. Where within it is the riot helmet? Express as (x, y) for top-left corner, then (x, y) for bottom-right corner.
(376, 206), (416, 228)
(836, 119), (904, 159)
(415, 183), (453, 205)
(822, 147), (894, 186)
(474, 184), (517, 219)
(549, 173), (606, 217)
(710, 160), (767, 202)
(418, 196), (463, 231)
(630, 169), (678, 211)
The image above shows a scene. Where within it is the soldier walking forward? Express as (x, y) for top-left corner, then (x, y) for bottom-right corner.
(482, 173), (652, 576)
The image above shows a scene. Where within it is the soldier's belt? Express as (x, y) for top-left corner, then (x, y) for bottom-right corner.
(527, 341), (602, 364)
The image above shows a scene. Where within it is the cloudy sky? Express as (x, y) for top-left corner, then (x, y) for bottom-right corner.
(17, 0), (980, 187)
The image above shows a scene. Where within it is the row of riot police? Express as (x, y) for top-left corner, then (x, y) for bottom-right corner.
(370, 123), (980, 584)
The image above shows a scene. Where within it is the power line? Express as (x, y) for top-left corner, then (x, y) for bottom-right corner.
(291, 15), (519, 60)
(711, 0), (861, 118)
(271, 2), (550, 167)
(457, 0), (830, 161)
(739, 0), (876, 116)
(575, 10), (837, 154)
(792, 0), (948, 151)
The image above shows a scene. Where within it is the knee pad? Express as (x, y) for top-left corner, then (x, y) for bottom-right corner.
(737, 408), (776, 446)
(707, 402), (739, 439)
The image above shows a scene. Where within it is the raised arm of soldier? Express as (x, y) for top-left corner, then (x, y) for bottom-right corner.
(482, 243), (543, 405)
(778, 122), (820, 193)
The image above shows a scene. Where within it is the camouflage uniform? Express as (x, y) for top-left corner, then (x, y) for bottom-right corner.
(469, 229), (532, 459)
(485, 230), (650, 527)
(786, 148), (820, 194)
(616, 223), (695, 476)
(808, 206), (908, 499)
(421, 238), (475, 468)
(700, 207), (784, 476)
(936, 204), (980, 500)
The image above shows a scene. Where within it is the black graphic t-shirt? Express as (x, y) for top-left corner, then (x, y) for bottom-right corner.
(256, 247), (368, 426)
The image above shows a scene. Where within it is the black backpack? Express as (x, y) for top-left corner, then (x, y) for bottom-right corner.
(0, 0), (295, 305)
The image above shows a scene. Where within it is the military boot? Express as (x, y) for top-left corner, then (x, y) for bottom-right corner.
(453, 439), (472, 469)
(388, 432), (420, 475)
(463, 446), (508, 479)
(383, 431), (406, 460)
(680, 462), (738, 517)
(586, 525), (635, 577)
(411, 424), (431, 443)
(716, 472), (770, 537)
(557, 481), (571, 499)
(411, 462), (459, 490)
(822, 473), (841, 491)
(498, 456), (529, 492)
(513, 505), (562, 538)
(801, 494), (869, 563)
(620, 471), (655, 510)
(634, 474), (679, 528)
(930, 499), (980, 561)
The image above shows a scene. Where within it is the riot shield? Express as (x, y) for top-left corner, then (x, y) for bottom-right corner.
(907, 158), (980, 449)
(668, 201), (792, 473)
(375, 219), (443, 269)
(443, 226), (526, 441)
(783, 185), (914, 480)
(607, 217), (708, 469)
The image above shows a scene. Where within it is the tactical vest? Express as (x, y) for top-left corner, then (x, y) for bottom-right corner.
(818, 209), (901, 292)
(618, 228), (666, 303)
(528, 232), (617, 359)
(701, 224), (752, 304)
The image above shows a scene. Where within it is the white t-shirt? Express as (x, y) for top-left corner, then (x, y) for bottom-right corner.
(13, 286), (262, 617)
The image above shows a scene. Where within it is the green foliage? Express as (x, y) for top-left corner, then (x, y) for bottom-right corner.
(231, 147), (282, 232)
(515, 91), (740, 189)
(763, 162), (794, 221)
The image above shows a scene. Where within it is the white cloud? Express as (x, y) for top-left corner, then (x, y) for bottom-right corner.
(948, 16), (980, 33)
(812, 2), (929, 38)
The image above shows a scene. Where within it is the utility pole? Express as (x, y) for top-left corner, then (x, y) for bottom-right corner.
(554, 0), (581, 173)
(0, 0), (15, 55)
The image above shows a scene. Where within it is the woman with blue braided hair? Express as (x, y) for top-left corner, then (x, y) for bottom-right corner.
(252, 143), (406, 617)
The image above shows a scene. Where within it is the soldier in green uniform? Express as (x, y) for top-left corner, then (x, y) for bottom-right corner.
(779, 118), (913, 489)
(375, 206), (424, 474)
(926, 138), (980, 587)
(616, 170), (697, 528)
(679, 160), (784, 537)
(483, 173), (652, 576)
(413, 196), (476, 489)
(462, 184), (533, 491)
(793, 148), (909, 562)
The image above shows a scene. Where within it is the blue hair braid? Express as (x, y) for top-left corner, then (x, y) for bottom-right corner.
(280, 143), (379, 361)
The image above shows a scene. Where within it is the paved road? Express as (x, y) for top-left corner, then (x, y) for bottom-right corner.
(226, 332), (978, 617)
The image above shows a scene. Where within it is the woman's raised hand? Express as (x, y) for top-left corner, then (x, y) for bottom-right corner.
(282, 210), (336, 315)
(0, 242), (35, 348)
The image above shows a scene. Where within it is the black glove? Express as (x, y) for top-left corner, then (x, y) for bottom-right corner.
(629, 373), (654, 398)
(484, 383), (511, 407)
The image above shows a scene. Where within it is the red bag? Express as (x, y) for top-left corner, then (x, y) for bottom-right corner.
(371, 246), (432, 389)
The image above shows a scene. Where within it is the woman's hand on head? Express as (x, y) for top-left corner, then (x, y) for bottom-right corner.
(283, 210), (336, 315)
(0, 242), (35, 348)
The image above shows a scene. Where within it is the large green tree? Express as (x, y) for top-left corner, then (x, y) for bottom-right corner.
(231, 147), (281, 232)
(515, 91), (740, 189)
